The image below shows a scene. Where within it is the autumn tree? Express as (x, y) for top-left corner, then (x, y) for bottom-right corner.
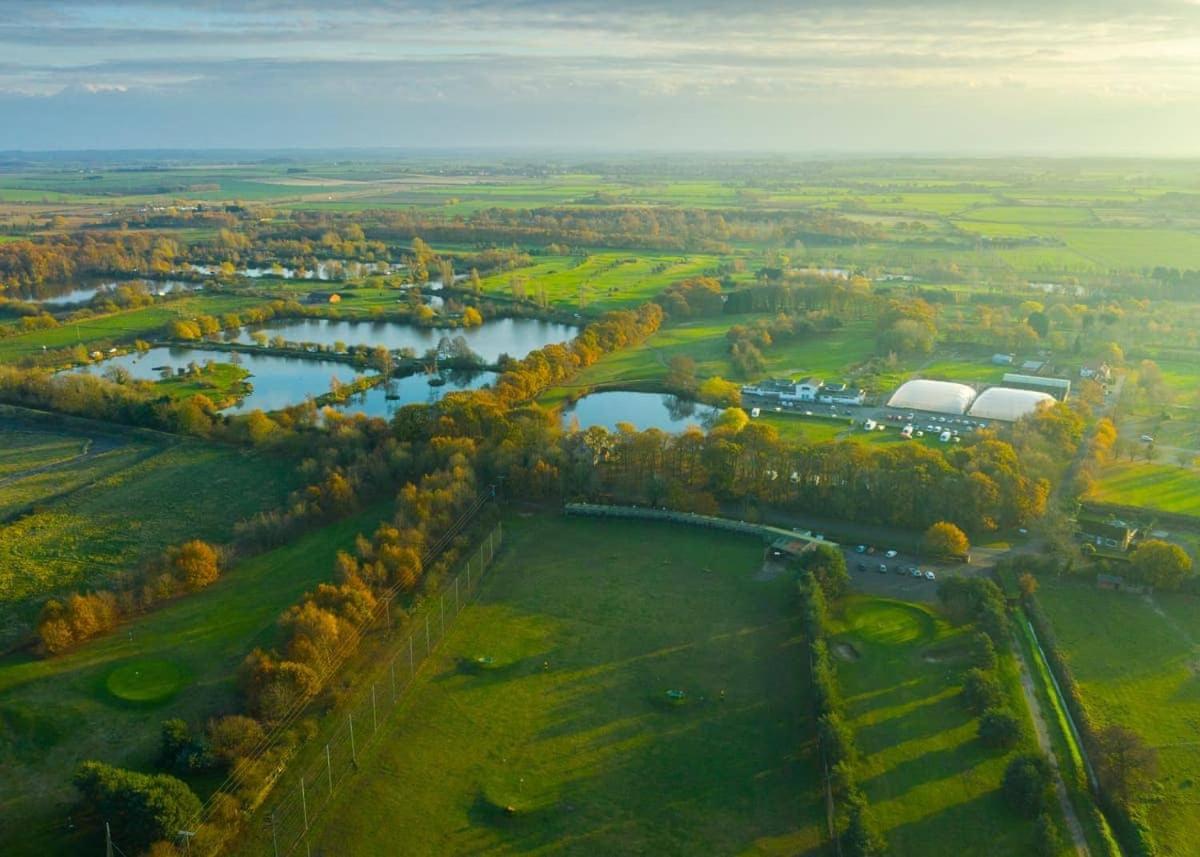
(1095, 725), (1159, 806)
(168, 540), (221, 591)
(1128, 539), (1193, 590)
(924, 521), (970, 558)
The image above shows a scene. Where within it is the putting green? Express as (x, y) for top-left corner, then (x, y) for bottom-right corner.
(841, 598), (935, 646)
(104, 658), (185, 705)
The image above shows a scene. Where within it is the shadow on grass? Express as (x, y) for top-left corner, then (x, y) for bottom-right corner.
(882, 788), (1032, 856)
(853, 688), (969, 754)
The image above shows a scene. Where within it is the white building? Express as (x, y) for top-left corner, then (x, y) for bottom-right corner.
(886, 379), (977, 414)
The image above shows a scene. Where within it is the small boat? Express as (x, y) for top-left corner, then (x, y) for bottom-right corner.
(427, 377), (447, 387)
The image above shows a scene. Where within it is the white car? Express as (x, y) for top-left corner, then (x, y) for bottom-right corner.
(884, 549), (898, 558)
(924, 570), (936, 581)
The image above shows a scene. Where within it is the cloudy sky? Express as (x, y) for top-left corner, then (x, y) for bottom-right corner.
(3, 0), (1200, 153)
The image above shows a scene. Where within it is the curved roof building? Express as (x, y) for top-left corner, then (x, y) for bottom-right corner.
(968, 387), (1054, 421)
(887, 379), (977, 414)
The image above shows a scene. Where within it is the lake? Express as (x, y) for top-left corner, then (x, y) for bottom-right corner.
(8, 279), (199, 306)
(74, 345), (370, 413)
(561, 391), (723, 433)
(329, 370), (497, 419)
(231, 317), (577, 363)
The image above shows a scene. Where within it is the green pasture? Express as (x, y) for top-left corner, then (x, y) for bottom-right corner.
(1037, 580), (1200, 855)
(1090, 462), (1200, 517)
(0, 507), (386, 857)
(0, 431), (301, 627)
(476, 251), (723, 310)
(293, 515), (825, 857)
(829, 596), (1045, 856)
(0, 429), (86, 476)
(0, 294), (265, 364)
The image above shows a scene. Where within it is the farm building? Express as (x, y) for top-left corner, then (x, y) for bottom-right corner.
(967, 387), (1054, 421)
(1079, 521), (1137, 552)
(886, 379), (977, 414)
(1001, 373), (1071, 400)
(741, 377), (824, 404)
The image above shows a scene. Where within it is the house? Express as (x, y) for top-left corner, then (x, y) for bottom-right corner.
(1080, 361), (1111, 382)
(991, 353), (1014, 366)
(740, 376), (824, 404)
(792, 377), (823, 403)
(1079, 520), (1137, 552)
(818, 382), (866, 406)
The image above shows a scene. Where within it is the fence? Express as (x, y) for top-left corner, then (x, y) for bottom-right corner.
(261, 522), (503, 857)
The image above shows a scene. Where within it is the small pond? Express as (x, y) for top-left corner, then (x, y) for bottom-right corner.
(329, 370), (497, 419)
(561, 391), (723, 433)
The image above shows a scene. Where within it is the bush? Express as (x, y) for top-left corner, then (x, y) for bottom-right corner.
(962, 667), (1004, 715)
(207, 715), (266, 766)
(1002, 753), (1053, 818)
(74, 761), (201, 853)
(979, 707), (1023, 750)
(801, 544), (851, 600)
(1033, 812), (1062, 856)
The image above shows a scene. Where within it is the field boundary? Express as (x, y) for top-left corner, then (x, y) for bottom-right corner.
(564, 501), (839, 547)
(262, 522), (504, 857)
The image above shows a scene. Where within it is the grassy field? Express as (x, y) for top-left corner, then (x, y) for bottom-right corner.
(1037, 579), (1200, 855)
(0, 429), (87, 476)
(476, 252), (724, 310)
(1089, 462), (1200, 517)
(829, 596), (1047, 856)
(294, 514), (825, 856)
(0, 419), (302, 638)
(0, 507), (387, 856)
(0, 294), (265, 364)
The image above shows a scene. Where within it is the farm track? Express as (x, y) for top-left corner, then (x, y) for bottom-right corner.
(1013, 630), (1091, 856)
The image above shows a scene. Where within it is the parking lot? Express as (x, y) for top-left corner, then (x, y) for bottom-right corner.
(743, 394), (995, 444)
(840, 544), (984, 603)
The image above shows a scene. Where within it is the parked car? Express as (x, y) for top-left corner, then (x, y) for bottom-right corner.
(910, 567), (922, 577)
(855, 545), (867, 553)
(924, 570), (936, 581)
(1140, 434), (1155, 443)
(884, 549), (898, 558)
(877, 564), (888, 574)
(856, 562), (866, 572)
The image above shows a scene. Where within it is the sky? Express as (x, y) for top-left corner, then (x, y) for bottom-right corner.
(2, 0), (1200, 154)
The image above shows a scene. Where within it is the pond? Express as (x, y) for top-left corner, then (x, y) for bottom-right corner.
(74, 346), (370, 413)
(561, 391), (723, 433)
(329, 370), (497, 419)
(230, 317), (577, 363)
(187, 260), (401, 280)
(8, 279), (199, 306)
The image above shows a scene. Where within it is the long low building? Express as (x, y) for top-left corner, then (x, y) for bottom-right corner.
(886, 379), (977, 415)
(1001, 373), (1071, 400)
(967, 387), (1055, 421)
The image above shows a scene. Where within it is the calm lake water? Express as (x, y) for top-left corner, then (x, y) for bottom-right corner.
(187, 260), (400, 280)
(75, 346), (369, 413)
(231, 318), (577, 363)
(330, 370), (496, 419)
(561, 391), (723, 433)
(10, 279), (199, 305)
(76, 346), (493, 415)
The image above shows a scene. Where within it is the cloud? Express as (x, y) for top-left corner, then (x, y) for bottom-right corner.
(1, 1), (1200, 150)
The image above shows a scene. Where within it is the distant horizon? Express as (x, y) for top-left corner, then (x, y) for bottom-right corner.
(4, 1), (1200, 154)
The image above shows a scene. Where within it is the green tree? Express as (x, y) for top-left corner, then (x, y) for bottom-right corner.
(1002, 753), (1053, 818)
(1095, 724), (1159, 806)
(962, 667), (1003, 714)
(74, 761), (202, 853)
(979, 708), (1023, 749)
(801, 543), (851, 600)
(1129, 539), (1193, 590)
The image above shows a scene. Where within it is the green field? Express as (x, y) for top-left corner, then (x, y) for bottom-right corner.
(476, 252), (724, 310)
(0, 429), (87, 476)
(0, 419), (302, 638)
(1089, 462), (1200, 517)
(0, 507), (386, 856)
(829, 596), (1046, 856)
(294, 515), (825, 856)
(1037, 580), (1200, 855)
(0, 294), (265, 364)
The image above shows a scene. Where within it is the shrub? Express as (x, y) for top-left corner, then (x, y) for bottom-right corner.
(207, 715), (266, 766)
(924, 521), (970, 558)
(979, 707), (1023, 750)
(1002, 753), (1053, 818)
(962, 667), (1003, 715)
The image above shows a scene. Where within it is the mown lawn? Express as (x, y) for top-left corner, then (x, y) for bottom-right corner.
(1037, 579), (1200, 855)
(295, 515), (825, 857)
(1089, 462), (1200, 517)
(829, 596), (1047, 856)
(0, 507), (387, 857)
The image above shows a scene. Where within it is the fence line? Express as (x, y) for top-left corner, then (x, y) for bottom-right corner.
(261, 522), (503, 857)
